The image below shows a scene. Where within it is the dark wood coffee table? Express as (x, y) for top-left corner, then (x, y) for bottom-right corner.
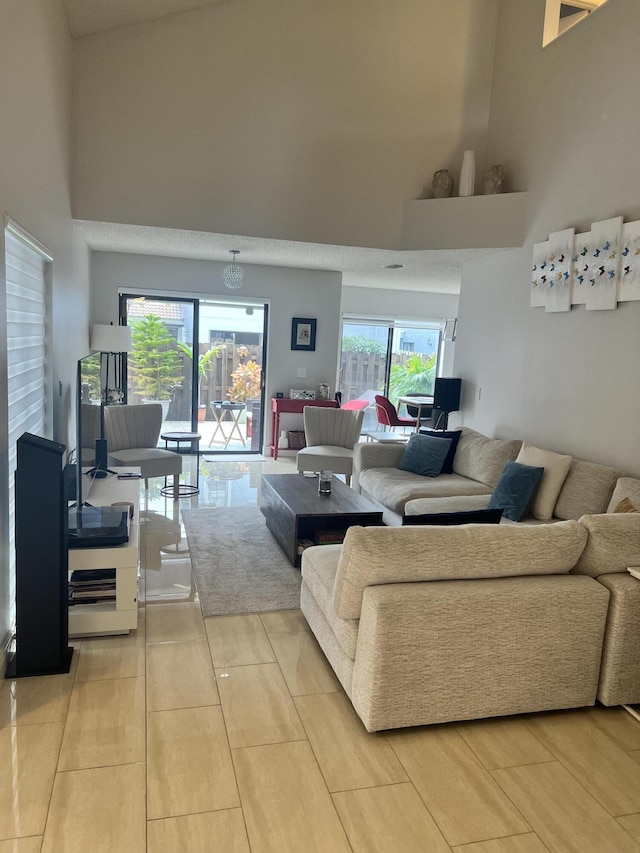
(261, 474), (384, 567)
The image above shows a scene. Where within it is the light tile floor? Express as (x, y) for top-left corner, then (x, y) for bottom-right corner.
(2, 455), (640, 851)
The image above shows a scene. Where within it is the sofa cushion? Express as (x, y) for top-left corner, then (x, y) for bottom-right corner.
(404, 494), (492, 515)
(417, 429), (462, 473)
(452, 428), (522, 488)
(332, 521), (588, 620)
(300, 544), (359, 659)
(397, 433), (452, 477)
(606, 477), (640, 513)
(489, 461), (545, 522)
(516, 443), (572, 521)
(554, 459), (622, 520)
(402, 508), (503, 526)
(358, 468), (492, 515)
(574, 513), (640, 577)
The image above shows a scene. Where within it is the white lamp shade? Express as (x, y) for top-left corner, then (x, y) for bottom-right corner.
(90, 324), (132, 353)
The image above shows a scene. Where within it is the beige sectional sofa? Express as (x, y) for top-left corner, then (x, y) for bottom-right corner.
(299, 428), (640, 730)
(352, 427), (624, 526)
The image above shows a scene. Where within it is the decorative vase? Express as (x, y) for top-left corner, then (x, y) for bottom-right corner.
(278, 430), (288, 449)
(431, 169), (454, 199)
(483, 164), (504, 195)
(459, 150), (476, 197)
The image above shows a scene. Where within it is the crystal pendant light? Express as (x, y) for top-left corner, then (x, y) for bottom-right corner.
(223, 250), (245, 289)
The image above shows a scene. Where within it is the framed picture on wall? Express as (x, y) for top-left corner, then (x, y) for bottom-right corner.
(291, 317), (316, 351)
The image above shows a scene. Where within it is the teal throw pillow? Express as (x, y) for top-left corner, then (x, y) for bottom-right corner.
(417, 428), (462, 473)
(488, 460), (545, 522)
(398, 433), (453, 478)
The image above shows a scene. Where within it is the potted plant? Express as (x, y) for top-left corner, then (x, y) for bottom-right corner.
(128, 314), (183, 417)
(228, 359), (261, 405)
(176, 342), (223, 420)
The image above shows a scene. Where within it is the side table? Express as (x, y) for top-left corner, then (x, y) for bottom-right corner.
(208, 402), (246, 449)
(160, 431), (201, 496)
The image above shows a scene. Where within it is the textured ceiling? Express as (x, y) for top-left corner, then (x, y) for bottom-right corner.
(75, 220), (496, 294)
(62, 0), (227, 38)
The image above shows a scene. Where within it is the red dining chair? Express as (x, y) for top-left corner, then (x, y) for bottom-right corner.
(374, 395), (416, 432)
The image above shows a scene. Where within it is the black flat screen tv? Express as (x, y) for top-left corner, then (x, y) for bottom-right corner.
(68, 353), (128, 549)
(73, 352), (105, 507)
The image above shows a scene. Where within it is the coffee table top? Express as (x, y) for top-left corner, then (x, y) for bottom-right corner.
(261, 473), (382, 518)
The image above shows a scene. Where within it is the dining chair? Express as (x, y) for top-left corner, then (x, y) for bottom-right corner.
(374, 395), (416, 433)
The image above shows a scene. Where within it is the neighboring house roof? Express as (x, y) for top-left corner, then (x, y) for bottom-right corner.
(127, 300), (184, 323)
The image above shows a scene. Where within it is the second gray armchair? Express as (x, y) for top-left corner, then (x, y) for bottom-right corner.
(296, 406), (364, 486)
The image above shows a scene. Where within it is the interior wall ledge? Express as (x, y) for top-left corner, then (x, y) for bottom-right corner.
(400, 192), (528, 251)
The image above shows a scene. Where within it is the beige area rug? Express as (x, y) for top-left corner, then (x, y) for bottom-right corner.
(181, 507), (302, 617)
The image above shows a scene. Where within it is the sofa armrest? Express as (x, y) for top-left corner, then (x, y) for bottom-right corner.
(352, 442), (405, 492)
(332, 521), (588, 619)
(574, 513), (640, 577)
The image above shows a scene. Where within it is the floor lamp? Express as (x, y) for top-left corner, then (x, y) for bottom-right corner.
(90, 323), (133, 406)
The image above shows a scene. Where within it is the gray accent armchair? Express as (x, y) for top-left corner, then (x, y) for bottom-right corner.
(103, 404), (182, 499)
(296, 406), (364, 486)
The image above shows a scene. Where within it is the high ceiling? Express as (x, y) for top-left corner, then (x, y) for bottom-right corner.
(65, 1), (489, 294)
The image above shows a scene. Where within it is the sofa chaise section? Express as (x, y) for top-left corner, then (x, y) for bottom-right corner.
(301, 521), (609, 732)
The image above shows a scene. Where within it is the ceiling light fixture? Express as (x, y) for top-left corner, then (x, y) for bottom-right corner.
(223, 250), (245, 289)
(383, 263), (404, 269)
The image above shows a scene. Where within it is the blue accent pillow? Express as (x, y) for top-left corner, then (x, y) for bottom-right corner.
(418, 429), (462, 473)
(488, 461), (545, 522)
(397, 434), (453, 478)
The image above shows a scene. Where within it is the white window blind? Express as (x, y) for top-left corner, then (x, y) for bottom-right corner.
(4, 218), (51, 635)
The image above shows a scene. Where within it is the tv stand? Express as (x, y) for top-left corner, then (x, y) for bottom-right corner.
(68, 470), (140, 637)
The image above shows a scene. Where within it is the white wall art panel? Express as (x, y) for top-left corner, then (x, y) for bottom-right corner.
(545, 228), (574, 312)
(619, 220), (640, 302)
(570, 231), (591, 305)
(586, 216), (623, 311)
(530, 240), (549, 307)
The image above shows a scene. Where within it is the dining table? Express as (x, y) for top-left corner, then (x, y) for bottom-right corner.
(397, 395), (434, 432)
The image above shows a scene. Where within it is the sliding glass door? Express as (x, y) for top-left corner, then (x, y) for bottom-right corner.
(120, 295), (266, 453)
(340, 320), (441, 431)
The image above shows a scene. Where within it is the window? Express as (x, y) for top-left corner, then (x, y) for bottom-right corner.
(2, 216), (52, 644)
(339, 318), (444, 433)
(543, 0), (609, 46)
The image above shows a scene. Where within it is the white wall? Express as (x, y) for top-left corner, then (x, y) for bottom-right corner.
(0, 0), (90, 648)
(90, 252), (342, 446)
(341, 286), (458, 323)
(1, 0), (91, 444)
(454, 0), (640, 476)
(71, 0), (498, 250)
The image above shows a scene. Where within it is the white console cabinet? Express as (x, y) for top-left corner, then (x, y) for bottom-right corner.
(68, 472), (140, 637)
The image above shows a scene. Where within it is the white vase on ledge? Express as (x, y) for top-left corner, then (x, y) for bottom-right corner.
(459, 150), (476, 197)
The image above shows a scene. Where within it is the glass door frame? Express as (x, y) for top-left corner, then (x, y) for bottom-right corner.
(339, 316), (444, 422)
(119, 291), (268, 455)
